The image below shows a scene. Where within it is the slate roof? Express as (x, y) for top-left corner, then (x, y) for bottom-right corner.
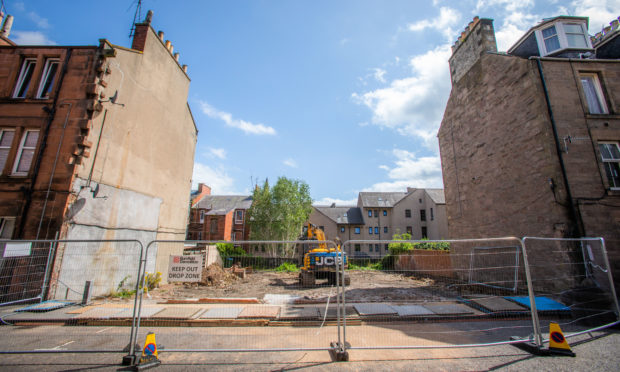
(314, 206), (364, 225)
(194, 195), (253, 214)
(425, 189), (446, 204)
(358, 192), (407, 208)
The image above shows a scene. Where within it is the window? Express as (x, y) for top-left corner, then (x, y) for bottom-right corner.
(197, 231), (202, 240)
(405, 209), (411, 218)
(0, 217), (16, 240)
(430, 208), (434, 221)
(235, 210), (244, 223)
(564, 23), (587, 48)
(375, 244), (379, 252)
(406, 226), (412, 235)
(384, 244), (389, 251)
(368, 210), (372, 217)
(369, 227), (373, 234)
(354, 227), (360, 234)
(421, 226), (428, 238)
(355, 244), (361, 252)
(210, 218), (218, 234)
(13, 58), (36, 98)
(374, 210), (378, 217)
(420, 210), (426, 222)
(384, 226), (388, 233)
(340, 226), (345, 233)
(542, 25), (560, 53)
(368, 244), (373, 251)
(319, 226), (324, 231)
(419, 198), (422, 203)
(12, 130), (39, 175)
(0, 129), (15, 174)
(232, 232), (237, 241)
(36, 59), (60, 99)
(599, 142), (620, 189)
(199, 210), (205, 223)
(580, 74), (608, 114)
(374, 227), (379, 234)
(382, 210), (387, 216)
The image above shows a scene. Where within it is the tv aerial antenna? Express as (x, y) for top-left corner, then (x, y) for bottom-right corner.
(128, 0), (145, 38)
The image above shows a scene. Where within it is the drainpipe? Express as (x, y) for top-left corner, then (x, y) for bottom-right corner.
(17, 48), (73, 238)
(534, 58), (583, 238)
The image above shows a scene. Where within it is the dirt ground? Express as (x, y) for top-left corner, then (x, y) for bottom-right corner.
(148, 267), (457, 303)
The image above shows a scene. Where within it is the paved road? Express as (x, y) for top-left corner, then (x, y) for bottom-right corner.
(0, 323), (618, 371)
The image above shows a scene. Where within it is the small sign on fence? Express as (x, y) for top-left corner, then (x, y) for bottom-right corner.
(167, 255), (203, 282)
(2, 242), (32, 257)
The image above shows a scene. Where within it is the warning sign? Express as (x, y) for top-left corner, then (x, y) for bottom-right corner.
(167, 255), (203, 282)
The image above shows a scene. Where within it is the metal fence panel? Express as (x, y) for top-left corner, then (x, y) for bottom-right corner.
(340, 238), (537, 351)
(132, 240), (345, 354)
(0, 240), (143, 354)
(521, 237), (620, 346)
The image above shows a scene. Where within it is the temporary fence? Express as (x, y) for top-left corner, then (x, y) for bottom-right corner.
(0, 239), (144, 355)
(0, 236), (618, 364)
(131, 240), (346, 357)
(520, 237), (620, 348)
(339, 237), (541, 352)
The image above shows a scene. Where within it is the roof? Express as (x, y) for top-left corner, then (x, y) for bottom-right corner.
(425, 189), (446, 204)
(194, 195), (252, 213)
(358, 192), (407, 208)
(314, 206), (364, 225)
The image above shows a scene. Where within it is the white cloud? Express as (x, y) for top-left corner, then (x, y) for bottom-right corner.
(11, 31), (55, 45)
(27, 11), (50, 29)
(192, 162), (237, 195)
(313, 197), (357, 206)
(572, 0), (620, 33)
(199, 101), (276, 136)
(363, 149), (443, 192)
(373, 68), (387, 83)
(352, 44), (452, 148)
(340, 38), (350, 45)
(207, 147), (226, 160)
(283, 158), (298, 168)
(408, 7), (461, 39)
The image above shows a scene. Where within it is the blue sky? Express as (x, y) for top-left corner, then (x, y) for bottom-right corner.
(3, 0), (619, 205)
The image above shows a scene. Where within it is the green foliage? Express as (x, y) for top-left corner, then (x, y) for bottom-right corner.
(388, 233), (414, 254)
(110, 275), (136, 298)
(349, 262), (382, 271)
(247, 177), (313, 257)
(216, 243), (247, 257)
(274, 262), (299, 272)
(388, 234), (450, 254)
(143, 271), (162, 291)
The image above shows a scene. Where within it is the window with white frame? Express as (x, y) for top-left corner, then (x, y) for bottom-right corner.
(199, 210), (205, 223)
(36, 58), (60, 99)
(598, 142), (620, 189)
(564, 23), (588, 48)
(235, 210), (244, 223)
(580, 74), (608, 114)
(13, 58), (37, 98)
(12, 130), (39, 175)
(542, 25), (560, 53)
(0, 129), (15, 174)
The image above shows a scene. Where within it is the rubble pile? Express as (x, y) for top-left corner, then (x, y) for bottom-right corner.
(200, 263), (239, 287)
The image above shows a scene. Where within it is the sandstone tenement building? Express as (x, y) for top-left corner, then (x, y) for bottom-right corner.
(438, 16), (620, 288)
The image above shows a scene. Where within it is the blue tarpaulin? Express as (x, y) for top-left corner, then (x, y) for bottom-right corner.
(505, 296), (570, 312)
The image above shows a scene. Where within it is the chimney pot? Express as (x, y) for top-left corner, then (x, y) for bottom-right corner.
(158, 31), (164, 40)
(174, 52), (179, 61)
(1, 14), (14, 38)
(165, 40), (171, 50)
(145, 10), (153, 24)
(182, 64), (188, 73)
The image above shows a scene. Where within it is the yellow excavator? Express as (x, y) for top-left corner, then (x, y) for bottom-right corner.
(298, 223), (350, 287)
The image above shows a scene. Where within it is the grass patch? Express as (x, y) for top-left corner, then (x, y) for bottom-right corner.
(274, 262), (299, 272)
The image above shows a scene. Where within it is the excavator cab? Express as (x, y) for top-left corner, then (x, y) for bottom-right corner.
(298, 223), (350, 287)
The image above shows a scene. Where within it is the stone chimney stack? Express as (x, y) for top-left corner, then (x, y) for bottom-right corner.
(448, 17), (497, 85)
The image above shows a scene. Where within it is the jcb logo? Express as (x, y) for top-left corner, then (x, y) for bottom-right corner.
(316, 256), (342, 266)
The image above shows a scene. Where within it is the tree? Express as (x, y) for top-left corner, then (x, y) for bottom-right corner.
(247, 177), (313, 257)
